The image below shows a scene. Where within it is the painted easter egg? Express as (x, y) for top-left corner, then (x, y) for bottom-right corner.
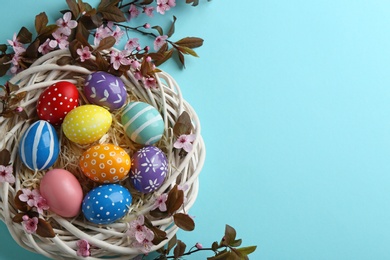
(37, 81), (79, 126)
(62, 104), (112, 145)
(18, 120), (60, 171)
(40, 169), (83, 218)
(130, 146), (168, 194)
(84, 71), (127, 111)
(121, 102), (164, 145)
(80, 144), (131, 183)
(82, 184), (132, 224)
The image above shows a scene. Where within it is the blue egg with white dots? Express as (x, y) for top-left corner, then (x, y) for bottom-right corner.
(82, 184), (132, 225)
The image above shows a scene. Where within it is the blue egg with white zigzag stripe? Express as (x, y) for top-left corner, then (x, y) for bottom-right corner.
(121, 101), (164, 145)
(18, 120), (60, 171)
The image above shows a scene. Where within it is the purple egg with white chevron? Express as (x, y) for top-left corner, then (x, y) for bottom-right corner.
(84, 71), (127, 111)
(18, 120), (60, 171)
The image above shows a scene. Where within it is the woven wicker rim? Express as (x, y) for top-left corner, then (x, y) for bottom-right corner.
(0, 48), (206, 260)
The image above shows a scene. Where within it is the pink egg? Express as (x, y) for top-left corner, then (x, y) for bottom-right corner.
(40, 169), (83, 218)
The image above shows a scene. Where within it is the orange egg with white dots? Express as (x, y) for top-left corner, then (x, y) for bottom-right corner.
(80, 144), (131, 183)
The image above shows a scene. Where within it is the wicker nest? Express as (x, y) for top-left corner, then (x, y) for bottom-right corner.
(0, 49), (205, 259)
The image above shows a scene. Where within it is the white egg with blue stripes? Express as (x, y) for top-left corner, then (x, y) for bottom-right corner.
(121, 101), (164, 145)
(18, 120), (60, 171)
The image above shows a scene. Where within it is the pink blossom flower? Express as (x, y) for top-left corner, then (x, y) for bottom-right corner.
(38, 38), (53, 55)
(151, 193), (168, 212)
(167, 0), (176, 8)
(143, 77), (157, 89)
(124, 38), (140, 51)
(130, 59), (141, 70)
(94, 25), (111, 46)
(14, 106), (23, 113)
(77, 46), (92, 62)
(49, 32), (69, 50)
(127, 216), (155, 253)
(195, 242), (203, 249)
(111, 26), (125, 45)
(34, 196), (49, 215)
(143, 23), (151, 29)
(156, 0), (169, 14)
(76, 239), (91, 257)
(110, 50), (131, 70)
(0, 165), (15, 184)
(131, 227), (154, 253)
(157, 0), (175, 14)
(174, 134), (196, 153)
(127, 215), (147, 242)
(56, 12), (77, 36)
(22, 215), (38, 234)
(143, 7), (154, 17)
(154, 35), (168, 51)
(7, 33), (23, 48)
(134, 71), (143, 81)
(128, 4), (140, 20)
(19, 189), (41, 207)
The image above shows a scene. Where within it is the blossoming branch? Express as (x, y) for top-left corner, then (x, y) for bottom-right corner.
(0, 0), (205, 87)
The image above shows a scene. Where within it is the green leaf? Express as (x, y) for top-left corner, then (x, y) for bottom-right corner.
(166, 185), (184, 215)
(222, 225), (237, 246)
(167, 234), (177, 254)
(173, 111), (192, 137)
(230, 239), (242, 247)
(236, 246), (257, 257)
(177, 46), (199, 57)
(76, 22), (90, 42)
(66, 0), (80, 17)
(35, 12), (48, 35)
(69, 39), (83, 59)
(98, 0), (120, 9)
(8, 92), (27, 107)
(14, 190), (29, 212)
(211, 241), (219, 251)
(152, 26), (164, 36)
(175, 37), (204, 49)
(12, 213), (25, 223)
(0, 149), (11, 165)
(154, 49), (173, 67)
(99, 6), (126, 22)
(167, 16), (177, 38)
(178, 50), (185, 67)
(36, 218), (56, 238)
(207, 249), (229, 260)
(0, 44), (7, 53)
(25, 39), (40, 59)
(95, 51), (109, 71)
(17, 27), (32, 44)
(173, 213), (195, 231)
(95, 36), (116, 52)
(37, 24), (59, 43)
(173, 240), (186, 259)
(0, 56), (11, 77)
(186, 0), (200, 6)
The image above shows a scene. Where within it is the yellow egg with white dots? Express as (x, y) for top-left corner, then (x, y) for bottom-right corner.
(62, 105), (112, 144)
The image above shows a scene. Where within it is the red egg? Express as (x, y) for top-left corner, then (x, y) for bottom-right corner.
(37, 81), (79, 126)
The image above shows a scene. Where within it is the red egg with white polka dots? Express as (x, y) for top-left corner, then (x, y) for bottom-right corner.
(37, 81), (79, 126)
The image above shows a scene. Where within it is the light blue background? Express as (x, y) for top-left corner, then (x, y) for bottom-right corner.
(1, 0), (390, 259)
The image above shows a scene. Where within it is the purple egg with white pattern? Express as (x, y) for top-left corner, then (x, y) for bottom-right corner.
(130, 146), (168, 194)
(84, 71), (127, 111)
